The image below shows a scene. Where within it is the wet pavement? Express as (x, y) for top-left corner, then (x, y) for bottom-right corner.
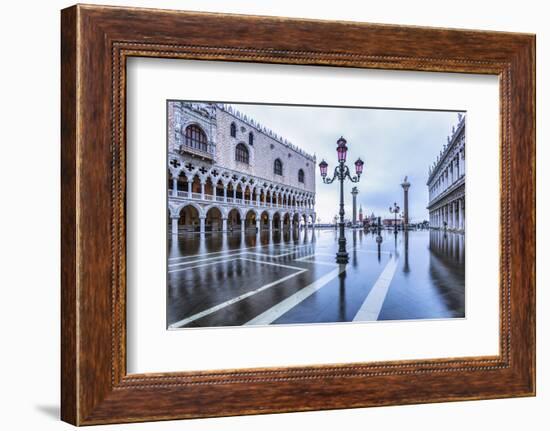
(167, 229), (465, 329)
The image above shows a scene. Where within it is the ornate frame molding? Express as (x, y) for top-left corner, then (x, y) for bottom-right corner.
(61, 5), (535, 425)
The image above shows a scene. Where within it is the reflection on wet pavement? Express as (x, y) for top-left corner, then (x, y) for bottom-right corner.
(167, 228), (465, 328)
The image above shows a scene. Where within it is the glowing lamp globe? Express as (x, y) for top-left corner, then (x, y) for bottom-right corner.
(319, 159), (328, 177)
(336, 137), (348, 163)
(355, 158), (364, 175)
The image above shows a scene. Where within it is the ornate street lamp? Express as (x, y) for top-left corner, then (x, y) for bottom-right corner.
(319, 137), (364, 264)
(389, 202), (400, 234)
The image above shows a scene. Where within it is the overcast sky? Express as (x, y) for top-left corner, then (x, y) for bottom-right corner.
(228, 102), (461, 223)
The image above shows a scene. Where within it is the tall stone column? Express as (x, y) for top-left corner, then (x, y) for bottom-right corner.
(171, 216), (179, 236)
(351, 187), (358, 226)
(256, 219), (261, 233)
(187, 182), (192, 199)
(172, 178), (178, 197)
(240, 218), (246, 232)
(200, 181), (205, 200)
(222, 217), (227, 232)
(199, 216), (206, 234)
(458, 199), (463, 231)
(401, 176), (411, 229)
(223, 185), (227, 203)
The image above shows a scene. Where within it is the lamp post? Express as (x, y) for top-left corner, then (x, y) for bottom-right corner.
(389, 202), (400, 234)
(319, 137), (364, 264)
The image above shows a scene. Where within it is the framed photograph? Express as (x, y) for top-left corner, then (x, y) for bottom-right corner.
(61, 4), (535, 425)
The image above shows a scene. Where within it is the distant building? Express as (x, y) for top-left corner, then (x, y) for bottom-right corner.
(167, 102), (316, 234)
(426, 114), (465, 233)
(383, 218), (404, 228)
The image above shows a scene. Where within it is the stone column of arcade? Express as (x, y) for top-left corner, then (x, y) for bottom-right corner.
(222, 217), (228, 232)
(172, 177), (178, 197)
(171, 216), (179, 236)
(199, 215), (206, 235)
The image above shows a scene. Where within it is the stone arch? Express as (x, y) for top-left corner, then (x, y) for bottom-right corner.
(272, 211), (282, 231)
(205, 206), (223, 232)
(190, 174), (201, 196)
(204, 204), (228, 219)
(204, 176), (215, 199)
(292, 212), (300, 229)
(181, 120), (212, 146)
(227, 208), (242, 231)
(260, 210), (270, 230)
(283, 212), (291, 230)
(215, 178), (224, 201)
(174, 201), (204, 218)
(177, 203), (201, 232)
(175, 170), (188, 197)
(244, 209), (259, 231)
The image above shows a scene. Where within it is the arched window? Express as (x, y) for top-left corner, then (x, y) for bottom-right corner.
(298, 169), (305, 183)
(274, 158), (283, 176)
(235, 143), (249, 164)
(230, 122), (236, 138)
(248, 132), (254, 146)
(184, 125), (207, 152)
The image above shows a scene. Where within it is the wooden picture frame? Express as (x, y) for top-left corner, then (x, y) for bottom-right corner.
(61, 4), (535, 425)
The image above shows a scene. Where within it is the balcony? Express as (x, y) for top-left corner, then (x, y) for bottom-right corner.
(177, 142), (215, 161)
(168, 190), (313, 212)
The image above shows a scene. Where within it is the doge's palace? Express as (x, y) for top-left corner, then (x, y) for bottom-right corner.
(167, 102), (316, 235)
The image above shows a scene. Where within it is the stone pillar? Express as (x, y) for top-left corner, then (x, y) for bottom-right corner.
(279, 218), (283, 231)
(200, 181), (205, 200)
(256, 219), (261, 232)
(241, 218), (246, 232)
(233, 187), (237, 200)
(223, 185), (227, 203)
(458, 199), (463, 231)
(268, 216), (273, 232)
(222, 217), (228, 232)
(172, 178), (178, 197)
(199, 216), (205, 234)
(171, 216), (179, 236)
(401, 177), (411, 229)
(351, 187), (358, 226)
(187, 182), (192, 199)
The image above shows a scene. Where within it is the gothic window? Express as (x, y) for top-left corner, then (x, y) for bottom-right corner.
(235, 143), (249, 164)
(230, 122), (236, 137)
(184, 125), (207, 152)
(274, 158), (283, 176)
(298, 169), (305, 183)
(248, 132), (254, 146)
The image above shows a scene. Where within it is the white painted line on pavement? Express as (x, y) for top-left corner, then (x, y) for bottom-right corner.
(245, 264), (347, 326)
(167, 257), (240, 273)
(168, 267), (307, 328)
(352, 255), (399, 322)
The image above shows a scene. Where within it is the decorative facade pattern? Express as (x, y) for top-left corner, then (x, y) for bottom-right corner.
(167, 102), (316, 234)
(426, 114), (465, 232)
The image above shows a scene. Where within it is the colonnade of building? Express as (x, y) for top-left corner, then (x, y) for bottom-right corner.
(169, 172), (315, 212)
(169, 202), (316, 236)
(428, 197), (465, 231)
